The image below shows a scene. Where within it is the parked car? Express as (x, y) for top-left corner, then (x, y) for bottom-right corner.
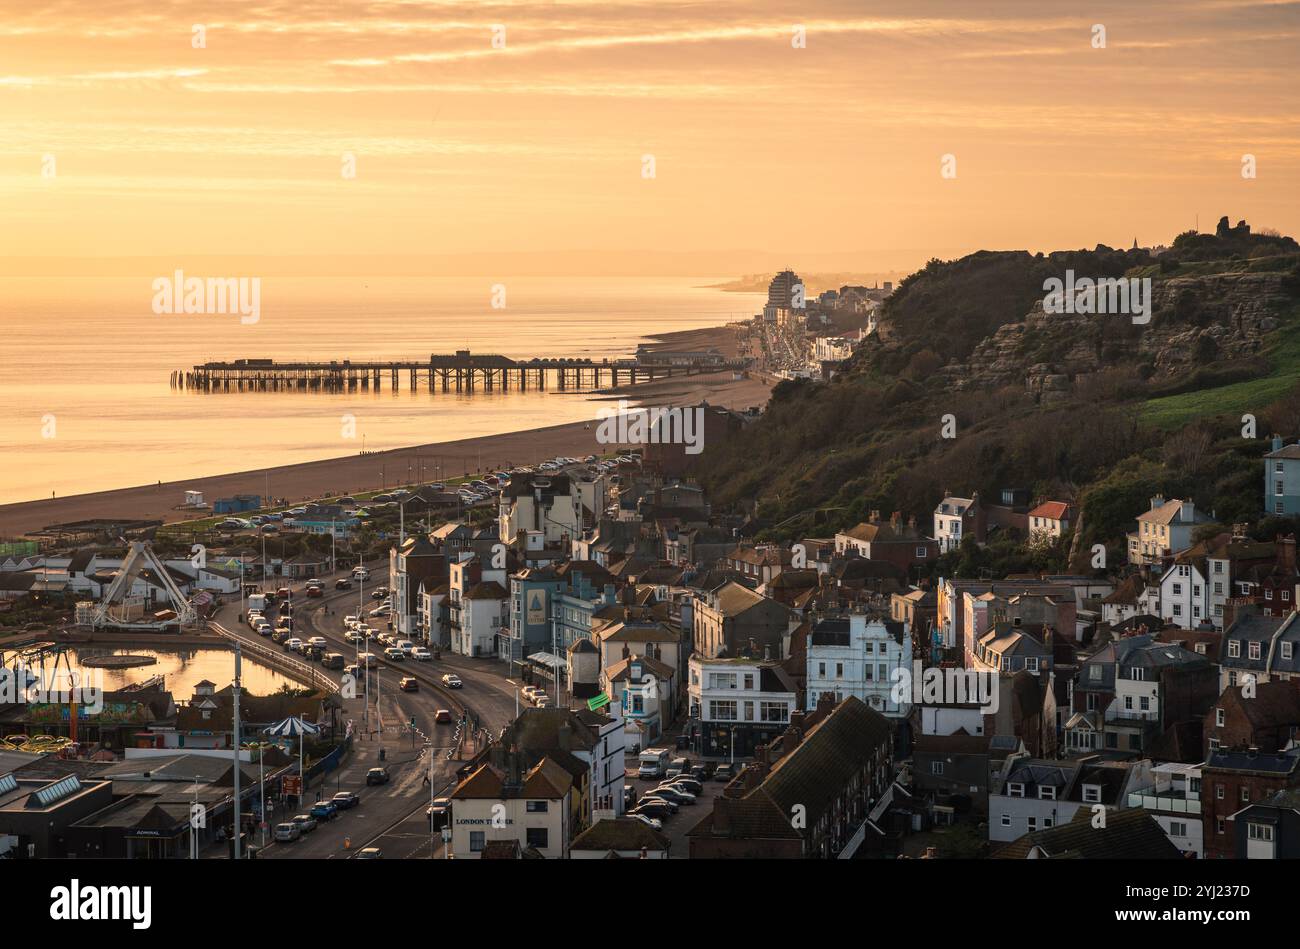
(713, 763), (736, 782)
(629, 812), (663, 831)
(665, 757), (690, 779)
(668, 776), (704, 796)
(273, 822), (302, 842)
(441, 673), (462, 689)
(365, 767), (389, 786)
(637, 794), (678, 814)
(290, 814), (318, 834)
(630, 799), (674, 820)
(434, 709), (453, 725)
(310, 801), (339, 821)
(332, 791), (360, 810)
(399, 676), (418, 692)
(690, 762), (714, 781)
(650, 785), (696, 805)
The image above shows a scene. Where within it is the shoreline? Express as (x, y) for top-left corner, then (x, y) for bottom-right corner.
(0, 322), (771, 538)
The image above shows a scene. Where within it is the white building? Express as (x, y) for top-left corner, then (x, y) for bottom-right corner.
(1159, 559), (1209, 630)
(805, 614), (913, 718)
(1126, 761), (1204, 858)
(448, 755), (575, 858)
(687, 655), (798, 760)
(498, 475), (584, 549)
(1026, 501), (1071, 544)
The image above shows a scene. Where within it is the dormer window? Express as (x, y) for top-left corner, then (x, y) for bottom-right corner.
(1082, 784), (1101, 803)
(1007, 782), (1025, 798)
(1038, 786), (1056, 800)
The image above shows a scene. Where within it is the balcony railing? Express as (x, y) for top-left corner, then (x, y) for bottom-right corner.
(1128, 791), (1201, 814)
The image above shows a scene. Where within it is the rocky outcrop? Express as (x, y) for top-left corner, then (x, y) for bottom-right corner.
(932, 270), (1291, 396)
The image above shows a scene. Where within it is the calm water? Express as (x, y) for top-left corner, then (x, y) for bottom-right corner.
(0, 277), (760, 502)
(68, 646), (291, 699)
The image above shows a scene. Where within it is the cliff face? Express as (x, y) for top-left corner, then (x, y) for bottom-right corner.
(924, 271), (1291, 399)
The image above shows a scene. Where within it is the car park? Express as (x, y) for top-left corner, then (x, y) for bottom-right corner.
(290, 814), (318, 834)
(441, 673), (462, 688)
(273, 822), (302, 842)
(365, 767), (389, 786)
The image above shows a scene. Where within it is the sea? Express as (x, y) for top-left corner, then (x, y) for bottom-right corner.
(0, 277), (762, 504)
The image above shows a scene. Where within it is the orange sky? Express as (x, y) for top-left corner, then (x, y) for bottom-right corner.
(2, 0), (1298, 275)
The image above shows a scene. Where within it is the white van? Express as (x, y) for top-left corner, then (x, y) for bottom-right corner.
(638, 748), (671, 780)
(352, 566), (370, 581)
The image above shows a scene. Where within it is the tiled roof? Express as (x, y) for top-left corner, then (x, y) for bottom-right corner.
(1028, 501), (1070, 521)
(571, 817), (669, 852)
(994, 809), (1180, 859)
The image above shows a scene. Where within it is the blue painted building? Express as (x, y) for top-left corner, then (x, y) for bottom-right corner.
(1265, 436), (1300, 516)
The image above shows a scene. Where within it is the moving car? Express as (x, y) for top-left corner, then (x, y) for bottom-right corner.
(434, 709), (453, 725)
(310, 801), (339, 821)
(355, 847), (382, 859)
(397, 640), (415, 656)
(321, 652), (345, 670)
(399, 676), (418, 692)
(426, 797), (452, 829)
(335, 578), (353, 590)
(307, 636), (328, 650)
(441, 673), (462, 689)
(365, 767), (389, 786)
(283, 638), (303, 652)
(332, 791), (360, 810)
(273, 822), (302, 842)
(383, 646), (404, 661)
(412, 647), (432, 661)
